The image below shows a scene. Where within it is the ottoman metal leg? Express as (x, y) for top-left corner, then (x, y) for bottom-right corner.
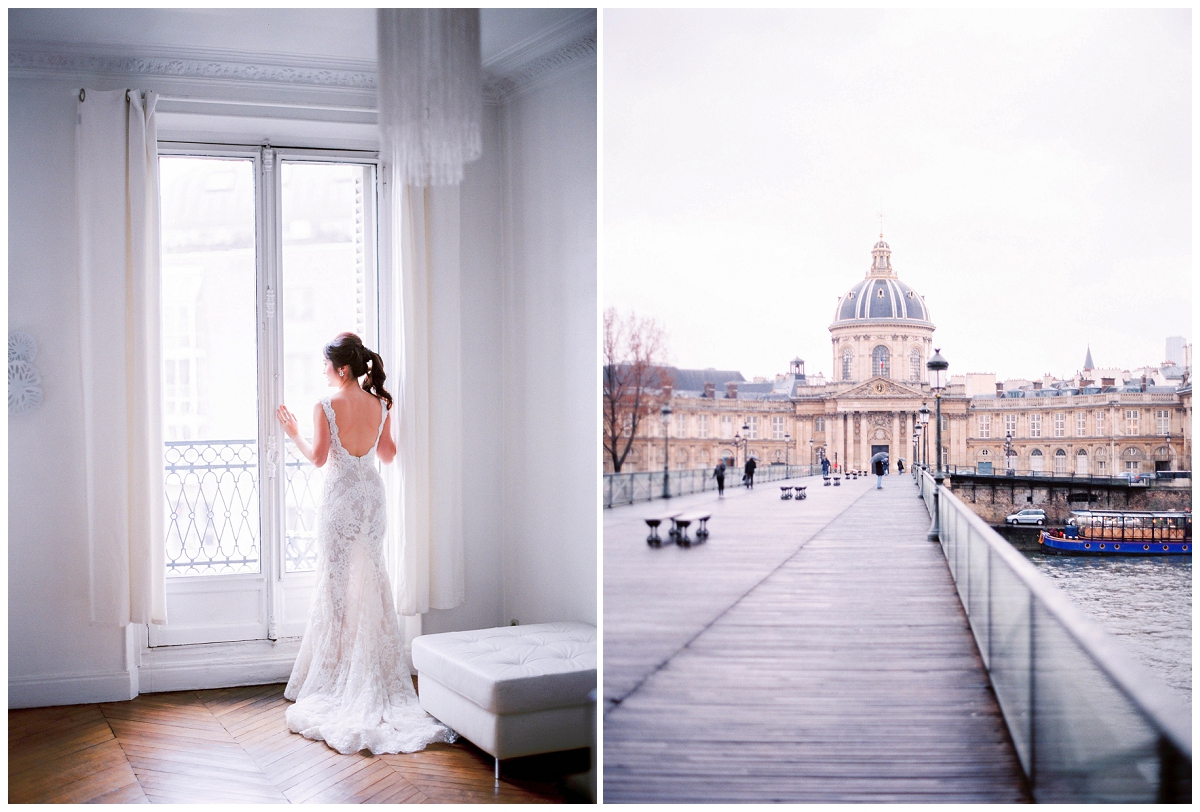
(495, 757), (500, 786)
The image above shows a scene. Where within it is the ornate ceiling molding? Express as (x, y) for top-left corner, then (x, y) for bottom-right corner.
(483, 31), (596, 103)
(9, 41), (376, 90)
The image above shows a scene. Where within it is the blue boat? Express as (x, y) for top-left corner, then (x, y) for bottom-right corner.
(1038, 510), (1191, 555)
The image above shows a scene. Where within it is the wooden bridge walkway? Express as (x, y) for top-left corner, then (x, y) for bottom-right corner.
(603, 473), (1030, 803)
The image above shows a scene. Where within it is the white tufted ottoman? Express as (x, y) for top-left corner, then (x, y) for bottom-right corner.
(411, 622), (596, 779)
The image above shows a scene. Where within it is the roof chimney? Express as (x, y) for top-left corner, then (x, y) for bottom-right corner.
(704, 382), (715, 399)
(726, 382), (738, 399)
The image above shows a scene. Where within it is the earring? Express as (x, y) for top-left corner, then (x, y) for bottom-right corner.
(339, 370), (344, 377)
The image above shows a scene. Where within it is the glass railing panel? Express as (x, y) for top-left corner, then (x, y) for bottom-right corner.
(1031, 600), (1161, 802)
(967, 526), (990, 667)
(987, 550), (1033, 774)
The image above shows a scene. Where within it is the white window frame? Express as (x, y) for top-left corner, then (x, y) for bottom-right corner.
(150, 142), (387, 653)
(1053, 412), (1065, 438)
(978, 414), (990, 439)
(1004, 413), (1016, 437)
(746, 414), (759, 440)
(1156, 409), (1170, 436)
(698, 414), (709, 439)
(772, 415), (785, 440)
(815, 416), (825, 433)
(675, 412), (687, 438)
(1095, 410), (1106, 435)
(1076, 411), (1087, 437)
(1029, 413), (1042, 438)
(1126, 409), (1139, 436)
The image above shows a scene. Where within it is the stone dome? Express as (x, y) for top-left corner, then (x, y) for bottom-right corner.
(832, 236), (931, 324)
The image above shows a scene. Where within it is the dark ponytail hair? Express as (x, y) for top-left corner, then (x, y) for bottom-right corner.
(324, 332), (393, 410)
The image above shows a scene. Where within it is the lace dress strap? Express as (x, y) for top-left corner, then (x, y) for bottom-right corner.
(372, 398), (389, 450)
(320, 397), (341, 448)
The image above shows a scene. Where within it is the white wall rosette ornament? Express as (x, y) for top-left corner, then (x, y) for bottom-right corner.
(9, 330), (43, 415)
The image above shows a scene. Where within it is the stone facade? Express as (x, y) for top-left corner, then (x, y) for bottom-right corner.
(612, 237), (1191, 477)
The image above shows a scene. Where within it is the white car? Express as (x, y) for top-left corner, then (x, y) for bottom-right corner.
(1006, 508), (1046, 526)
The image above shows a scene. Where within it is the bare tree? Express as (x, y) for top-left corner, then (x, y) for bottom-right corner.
(603, 307), (671, 473)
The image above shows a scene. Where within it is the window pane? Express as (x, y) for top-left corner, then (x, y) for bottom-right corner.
(160, 156), (260, 577)
(281, 161), (378, 572)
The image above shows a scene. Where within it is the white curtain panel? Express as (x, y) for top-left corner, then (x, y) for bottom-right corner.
(377, 8), (482, 187)
(392, 180), (466, 616)
(76, 88), (167, 626)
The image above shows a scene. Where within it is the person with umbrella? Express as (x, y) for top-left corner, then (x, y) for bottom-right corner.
(871, 451), (888, 490)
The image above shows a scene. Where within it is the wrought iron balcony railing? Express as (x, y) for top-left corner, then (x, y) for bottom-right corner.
(163, 439), (323, 577)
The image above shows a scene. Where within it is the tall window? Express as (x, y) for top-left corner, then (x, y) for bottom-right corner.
(1030, 448), (1044, 472)
(746, 415), (759, 439)
(1054, 449), (1067, 474)
(1076, 412), (1087, 437)
(1053, 413), (1065, 438)
(1156, 409), (1170, 435)
(1076, 449), (1088, 475)
(157, 147), (380, 648)
(1125, 409), (1139, 436)
(815, 416), (825, 433)
(1095, 410), (1106, 435)
(772, 415), (785, 440)
(910, 349), (921, 382)
(721, 415), (733, 439)
(842, 348), (854, 381)
(698, 414), (709, 439)
(978, 414), (990, 438)
(872, 345), (890, 378)
(1004, 413), (1017, 437)
(1029, 414), (1042, 438)
(675, 413), (687, 438)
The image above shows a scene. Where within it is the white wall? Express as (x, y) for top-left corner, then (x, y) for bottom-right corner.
(9, 79), (136, 706)
(499, 62), (599, 627)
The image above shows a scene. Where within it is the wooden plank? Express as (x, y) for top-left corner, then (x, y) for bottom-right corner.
(604, 476), (1030, 803)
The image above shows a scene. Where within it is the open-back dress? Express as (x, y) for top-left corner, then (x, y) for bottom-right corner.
(284, 396), (456, 754)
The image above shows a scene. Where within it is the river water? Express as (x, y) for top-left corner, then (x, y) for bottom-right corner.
(1023, 551), (1192, 708)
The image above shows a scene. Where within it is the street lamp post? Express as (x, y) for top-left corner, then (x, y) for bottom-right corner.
(926, 349), (949, 542)
(733, 431), (742, 470)
(918, 403), (930, 469)
(661, 404), (672, 500)
(1003, 431), (1014, 475)
(784, 432), (791, 466)
(809, 437), (815, 469)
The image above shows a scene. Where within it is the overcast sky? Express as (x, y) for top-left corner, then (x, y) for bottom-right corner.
(603, 9), (1191, 383)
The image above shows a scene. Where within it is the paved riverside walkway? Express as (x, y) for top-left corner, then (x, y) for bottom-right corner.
(603, 473), (1030, 803)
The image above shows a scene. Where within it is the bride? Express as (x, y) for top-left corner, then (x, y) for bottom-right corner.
(276, 332), (455, 754)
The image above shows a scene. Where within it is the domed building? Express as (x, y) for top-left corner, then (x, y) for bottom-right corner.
(830, 236), (935, 384)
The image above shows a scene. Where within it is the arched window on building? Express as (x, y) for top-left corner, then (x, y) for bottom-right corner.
(1094, 446), (1108, 475)
(910, 349), (921, 382)
(1054, 448), (1067, 474)
(842, 348), (854, 381)
(1030, 448), (1044, 473)
(872, 345), (890, 378)
(1122, 446), (1144, 473)
(1153, 446), (1171, 472)
(1076, 448), (1088, 475)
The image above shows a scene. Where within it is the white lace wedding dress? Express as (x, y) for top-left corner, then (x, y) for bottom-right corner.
(284, 396), (456, 754)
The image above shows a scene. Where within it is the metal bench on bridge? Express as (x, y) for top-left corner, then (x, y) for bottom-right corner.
(834, 475), (842, 486)
(780, 486), (793, 500)
(645, 513), (681, 545)
(823, 475), (832, 486)
(673, 512), (711, 545)
(794, 485), (807, 500)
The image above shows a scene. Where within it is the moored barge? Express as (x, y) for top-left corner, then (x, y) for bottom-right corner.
(1039, 510), (1191, 555)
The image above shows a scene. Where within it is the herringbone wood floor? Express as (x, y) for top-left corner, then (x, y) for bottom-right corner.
(9, 683), (590, 803)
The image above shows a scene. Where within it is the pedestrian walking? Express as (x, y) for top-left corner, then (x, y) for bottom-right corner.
(713, 459), (726, 497)
(744, 456), (757, 489)
(897, 458), (905, 474)
(821, 457), (830, 477)
(873, 456), (886, 489)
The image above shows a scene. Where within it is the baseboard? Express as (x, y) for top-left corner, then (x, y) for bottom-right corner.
(9, 670), (137, 708)
(138, 637), (302, 694)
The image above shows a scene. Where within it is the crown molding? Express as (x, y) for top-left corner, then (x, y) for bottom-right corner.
(11, 16), (597, 107)
(9, 40), (377, 90)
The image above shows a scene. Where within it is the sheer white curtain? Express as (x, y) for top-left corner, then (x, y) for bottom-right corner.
(379, 10), (476, 616)
(76, 88), (167, 626)
(390, 181), (466, 616)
